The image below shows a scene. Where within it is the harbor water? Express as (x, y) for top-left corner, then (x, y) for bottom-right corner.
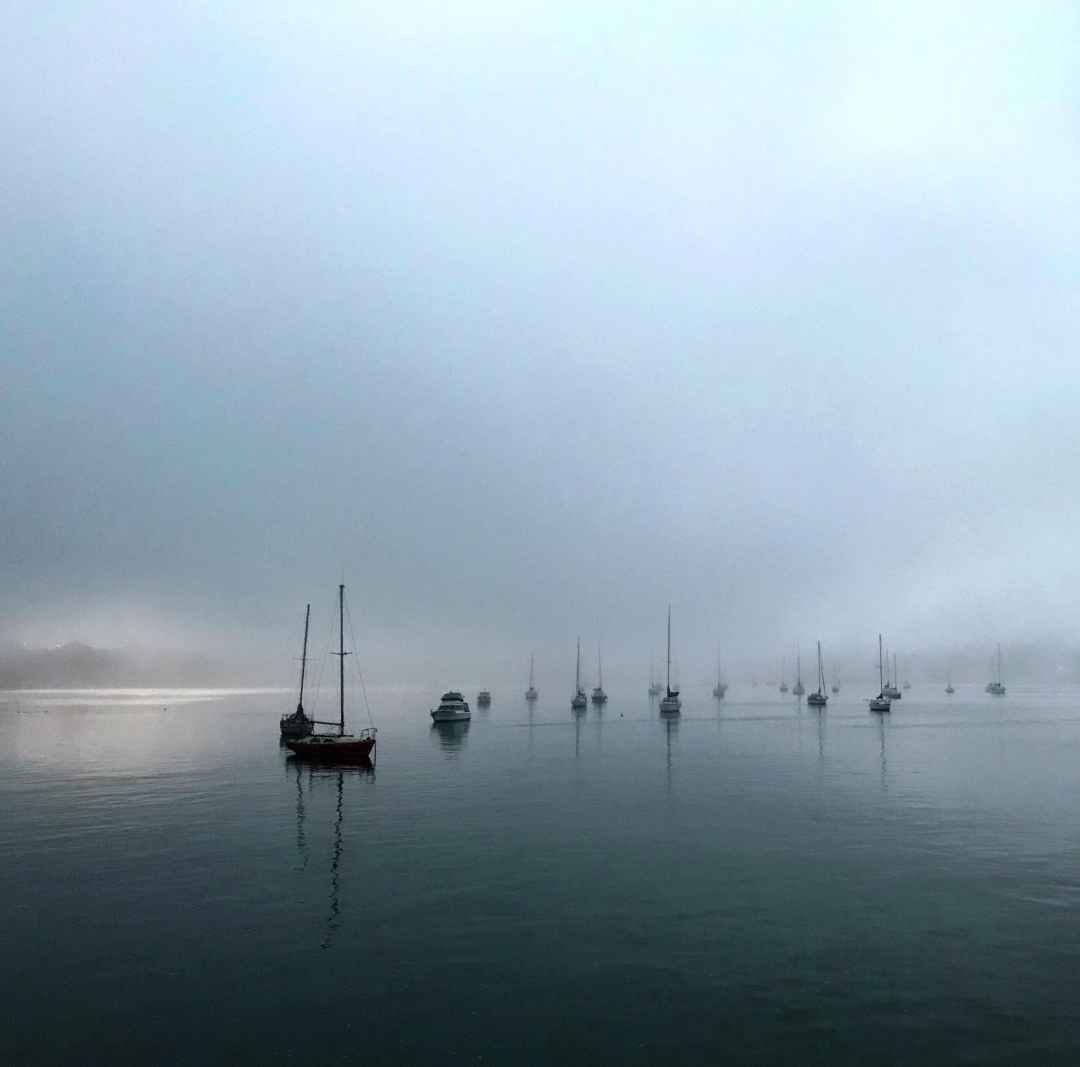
(4, 685), (1080, 1064)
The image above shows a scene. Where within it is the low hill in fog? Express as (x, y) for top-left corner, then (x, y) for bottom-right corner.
(0, 642), (237, 689)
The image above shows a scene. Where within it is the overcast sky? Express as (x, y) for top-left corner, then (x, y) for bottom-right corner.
(4, 2), (1080, 686)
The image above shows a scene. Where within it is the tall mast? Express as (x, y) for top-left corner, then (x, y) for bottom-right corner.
(331, 584), (350, 736)
(597, 644), (603, 690)
(666, 605), (672, 692)
(529, 654), (534, 688)
(893, 653), (898, 690)
(297, 603), (310, 713)
(575, 637), (581, 692)
(878, 633), (884, 693)
(817, 641), (824, 693)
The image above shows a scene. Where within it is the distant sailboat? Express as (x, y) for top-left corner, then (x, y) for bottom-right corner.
(648, 657), (663, 697)
(792, 645), (805, 697)
(831, 668), (840, 695)
(526, 654), (538, 702)
(280, 603), (315, 739)
(869, 634), (891, 713)
(591, 644), (608, 705)
(945, 664), (955, 695)
(883, 650), (901, 700)
(571, 638), (587, 710)
(712, 647), (727, 699)
(985, 644), (1006, 695)
(807, 642), (828, 707)
(779, 657), (789, 694)
(659, 606), (681, 714)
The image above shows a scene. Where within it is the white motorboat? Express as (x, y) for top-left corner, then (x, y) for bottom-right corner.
(431, 691), (472, 722)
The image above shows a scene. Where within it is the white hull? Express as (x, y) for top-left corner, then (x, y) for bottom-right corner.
(659, 696), (681, 714)
(431, 708), (471, 722)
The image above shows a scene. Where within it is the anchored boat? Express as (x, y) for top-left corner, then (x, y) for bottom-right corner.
(571, 638), (588, 711)
(869, 634), (891, 713)
(280, 603), (315, 740)
(526, 654), (538, 702)
(431, 691), (472, 722)
(985, 644), (1006, 695)
(806, 641), (828, 707)
(659, 606), (681, 714)
(286, 584), (377, 762)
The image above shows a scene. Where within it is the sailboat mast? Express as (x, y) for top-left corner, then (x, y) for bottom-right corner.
(337, 584), (346, 736)
(575, 637), (581, 692)
(893, 653), (898, 690)
(529, 654), (534, 688)
(666, 605), (672, 692)
(598, 645), (603, 690)
(878, 634), (884, 692)
(817, 641), (824, 692)
(297, 603), (310, 711)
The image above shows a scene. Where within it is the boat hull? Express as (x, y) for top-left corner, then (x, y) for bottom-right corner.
(286, 735), (375, 761)
(869, 699), (891, 713)
(659, 697), (681, 714)
(806, 694), (828, 707)
(431, 710), (471, 722)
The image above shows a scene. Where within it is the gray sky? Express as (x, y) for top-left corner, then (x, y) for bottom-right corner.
(4, 2), (1080, 686)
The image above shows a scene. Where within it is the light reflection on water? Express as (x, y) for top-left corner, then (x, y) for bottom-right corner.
(3, 685), (1080, 1064)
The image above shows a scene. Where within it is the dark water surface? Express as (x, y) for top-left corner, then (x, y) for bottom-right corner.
(5, 684), (1080, 1064)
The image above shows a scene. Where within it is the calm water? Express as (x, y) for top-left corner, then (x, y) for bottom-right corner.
(5, 684), (1080, 1064)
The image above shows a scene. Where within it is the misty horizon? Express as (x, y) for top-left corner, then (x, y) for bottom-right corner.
(6, 3), (1080, 689)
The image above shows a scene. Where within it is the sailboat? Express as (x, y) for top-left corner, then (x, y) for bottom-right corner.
(571, 638), (588, 710)
(945, 664), (955, 695)
(779, 657), (789, 694)
(792, 645), (805, 696)
(648, 657), (663, 697)
(526, 654), (538, 702)
(280, 603), (315, 739)
(869, 634), (891, 713)
(591, 645), (608, 705)
(831, 668), (840, 695)
(659, 606), (681, 714)
(985, 644), (1006, 695)
(807, 641), (828, 707)
(285, 584), (377, 761)
(712, 647), (727, 699)
(883, 650), (901, 700)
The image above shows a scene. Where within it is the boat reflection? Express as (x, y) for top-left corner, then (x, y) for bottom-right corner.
(664, 715), (679, 794)
(878, 714), (888, 793)
(293, 760), (309, 871)
(430, 719), (470, 753)
(288, 760), (374, 950)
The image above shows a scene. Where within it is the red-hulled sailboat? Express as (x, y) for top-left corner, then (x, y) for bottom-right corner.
(286, 583), (377, 762)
